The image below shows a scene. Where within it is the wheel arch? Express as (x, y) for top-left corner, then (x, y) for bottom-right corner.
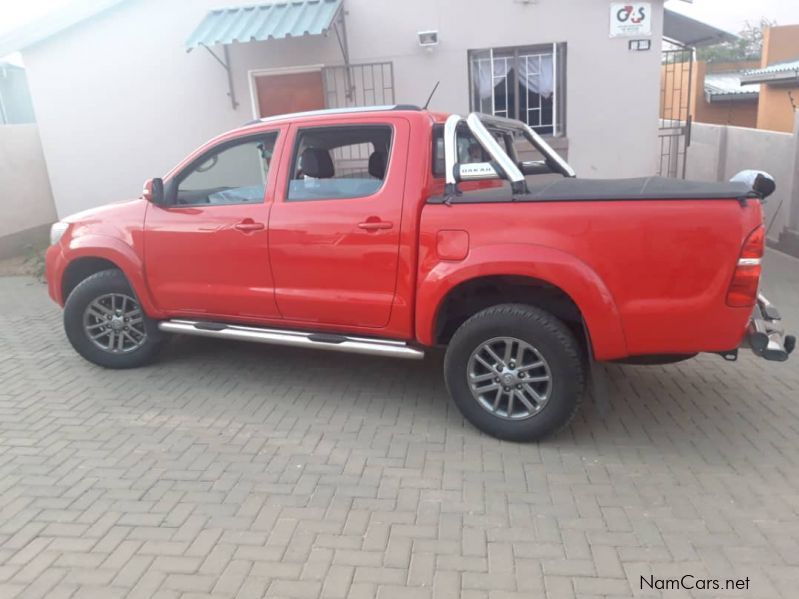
(62, 257), (123, 301)
(432, 275), (586, 347)
(58, 235), (162, 317)
(415, 244), (628, 360)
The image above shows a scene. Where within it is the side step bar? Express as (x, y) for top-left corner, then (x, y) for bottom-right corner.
(158, 319), (425, 360)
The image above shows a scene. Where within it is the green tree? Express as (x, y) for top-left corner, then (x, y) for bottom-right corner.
(697, 18), (776, 63)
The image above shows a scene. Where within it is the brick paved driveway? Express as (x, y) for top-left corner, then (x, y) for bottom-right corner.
(1, 250), (798, 599)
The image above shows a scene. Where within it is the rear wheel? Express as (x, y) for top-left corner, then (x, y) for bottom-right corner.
(63, 269), (163, 368)
(444, 304), (585, 442)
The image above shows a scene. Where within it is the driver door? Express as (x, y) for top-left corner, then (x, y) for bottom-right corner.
(144, 128), (285, 319)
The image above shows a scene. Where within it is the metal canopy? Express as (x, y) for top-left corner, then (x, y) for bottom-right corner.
(185, 0), (347, 110)
(663, 9), (738, 48)
(186, 0), (343, 49)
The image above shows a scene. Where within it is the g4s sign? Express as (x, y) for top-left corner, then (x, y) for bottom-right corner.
(610, 2), (652, 37)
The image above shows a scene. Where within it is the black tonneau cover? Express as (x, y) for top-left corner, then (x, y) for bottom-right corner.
(429, 176), (755, 204)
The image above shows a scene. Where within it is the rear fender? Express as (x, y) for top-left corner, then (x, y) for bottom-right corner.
(416, 243), (628, 360)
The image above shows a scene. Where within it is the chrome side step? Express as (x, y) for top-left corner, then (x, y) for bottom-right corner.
(158, 319), (425, 360)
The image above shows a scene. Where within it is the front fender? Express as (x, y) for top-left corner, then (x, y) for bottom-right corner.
(58, 234), (163, 318)
(415, 243), (628, 360)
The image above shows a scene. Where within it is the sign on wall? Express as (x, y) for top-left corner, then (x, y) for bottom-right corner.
(609, 3), (652, 37)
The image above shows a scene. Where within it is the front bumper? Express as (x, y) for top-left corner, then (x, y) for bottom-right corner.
(743, 294), (795, 362)
(45, 244), (66, 305)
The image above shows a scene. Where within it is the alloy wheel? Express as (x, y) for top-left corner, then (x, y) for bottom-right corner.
(467, 336), (552, 420)
(82, 293), (147, 354)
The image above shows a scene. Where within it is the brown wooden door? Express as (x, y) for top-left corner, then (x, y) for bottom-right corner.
(255, 71), (325, 118)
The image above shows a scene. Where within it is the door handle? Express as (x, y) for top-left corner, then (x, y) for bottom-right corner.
(357, 220), (393, 231)
(234, 221), (265, 232)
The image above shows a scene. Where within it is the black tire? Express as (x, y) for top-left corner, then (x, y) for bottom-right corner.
(444, 304), (585, 442)
(63, 269), (163, 369)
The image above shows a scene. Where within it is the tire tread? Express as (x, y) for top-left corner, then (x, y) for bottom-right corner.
(63, 269), (162, 369)
(444, 303), (585, 441)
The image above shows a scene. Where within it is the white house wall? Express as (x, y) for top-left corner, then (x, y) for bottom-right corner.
(22, 0), (664, 218)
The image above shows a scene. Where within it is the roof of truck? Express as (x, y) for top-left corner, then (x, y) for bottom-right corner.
(258, 105), (420, 123)
(238, 105), (448, 131)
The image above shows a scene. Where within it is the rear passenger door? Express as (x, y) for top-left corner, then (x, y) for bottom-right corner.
(268, 118), (409, 329)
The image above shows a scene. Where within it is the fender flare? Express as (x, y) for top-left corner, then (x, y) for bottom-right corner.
(415, 243), (628, 360)
(61, 234), (164, 318)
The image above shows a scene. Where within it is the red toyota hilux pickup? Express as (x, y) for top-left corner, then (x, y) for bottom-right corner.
(45, 106), (794, 441)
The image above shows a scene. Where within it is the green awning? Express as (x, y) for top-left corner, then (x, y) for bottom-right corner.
(186, 0), (343, 50)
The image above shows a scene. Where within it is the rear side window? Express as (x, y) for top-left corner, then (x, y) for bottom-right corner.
(431, 124), (512, 178)
(287, 125), (392, 201)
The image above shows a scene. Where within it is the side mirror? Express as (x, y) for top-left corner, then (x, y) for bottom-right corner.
(142, 178), (165, 204)
(730, 170), (776, 200)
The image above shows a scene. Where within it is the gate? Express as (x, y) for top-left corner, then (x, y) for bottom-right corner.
(659, 45), (694, 178)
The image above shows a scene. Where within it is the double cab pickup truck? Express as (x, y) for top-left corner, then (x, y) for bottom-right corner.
(46, 106), (794, 441)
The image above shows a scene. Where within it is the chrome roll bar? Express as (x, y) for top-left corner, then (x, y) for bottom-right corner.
(444, 112), (576, 196)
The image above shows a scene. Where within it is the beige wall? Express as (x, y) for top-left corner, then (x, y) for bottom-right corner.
(685, 121), (794, 242)
(345, 0), (664, 180)
(756, 25), (799, 134)
(697, 98), (758, 129)
(660, 58), (691, 121)
(660, 60), (759, 128)
(23, 0), (340, 218)
(0, 124), (56, 238)
(23, 0), (664, 218)
(693, 62), (759, 128)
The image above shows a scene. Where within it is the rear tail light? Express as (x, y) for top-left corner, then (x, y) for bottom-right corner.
(726, 225), (764, 307)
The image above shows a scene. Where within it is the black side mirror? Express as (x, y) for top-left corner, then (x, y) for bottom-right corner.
(151, 178), (165, 205)
(753, 172), (776, 199)
(143, 178), (165, 205)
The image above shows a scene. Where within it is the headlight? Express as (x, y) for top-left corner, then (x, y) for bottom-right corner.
(50, 222), (69, 245)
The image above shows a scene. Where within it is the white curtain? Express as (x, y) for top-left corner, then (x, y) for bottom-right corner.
(472, 53), (511, 102)
(517, 54), (554, 99)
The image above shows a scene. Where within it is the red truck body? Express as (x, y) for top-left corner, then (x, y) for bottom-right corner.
(44, 106), (791, 440)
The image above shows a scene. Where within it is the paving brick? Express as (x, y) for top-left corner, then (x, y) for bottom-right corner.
(211, 559), (251, 595)
(0, 249), (798, 599)
(267, 579), (322, 598)
(377, 585), (432, 599)
(353, 566), (406, 585)
(408, 551), (436, 587)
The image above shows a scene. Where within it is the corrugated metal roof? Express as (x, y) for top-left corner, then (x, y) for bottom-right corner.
(741, 57), (799, 85)
(743, 58), (799, 78)
(705, 72), (759, 101)
(186, 0), (343, 50)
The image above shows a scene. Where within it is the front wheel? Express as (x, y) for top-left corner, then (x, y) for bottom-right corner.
(444, 304), (586, 442)
(63, 269), (163, 368)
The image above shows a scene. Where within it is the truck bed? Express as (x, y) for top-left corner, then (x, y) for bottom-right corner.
(417, 194), (763, 360)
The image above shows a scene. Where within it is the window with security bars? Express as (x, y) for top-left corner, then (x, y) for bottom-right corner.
(469, 43), (566, 136)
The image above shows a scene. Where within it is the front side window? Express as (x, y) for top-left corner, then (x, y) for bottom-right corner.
(174, 134), (278, 205)
(287, 125), (392, 201)
(469, 44), (566, 136)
